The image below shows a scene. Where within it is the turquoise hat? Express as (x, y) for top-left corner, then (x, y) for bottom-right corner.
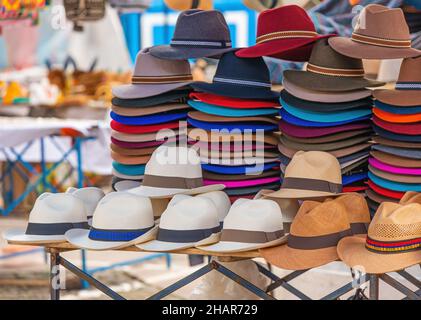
(112, 162), (146, 176)
(188, 100), (278, 117)
(368, 172), (421, 192)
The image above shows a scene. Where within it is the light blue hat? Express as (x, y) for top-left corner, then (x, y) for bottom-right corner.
(368, 172), (421, 192)
(188, 100), (278, 117)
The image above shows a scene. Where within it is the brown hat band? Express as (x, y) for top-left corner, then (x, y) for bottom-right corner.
(306, 63), (365, 77)
(351, 33), (411, 49)
(220, 228), (285, 244)
(365, 236), (421, 254)
(351, 222), (368, 235)
(281, 177), (342, 194)
(142, 174), (204, 189)
(256, 30), (318, 44)
(288, 228), (352, 250)
(132, 74), (193, 84)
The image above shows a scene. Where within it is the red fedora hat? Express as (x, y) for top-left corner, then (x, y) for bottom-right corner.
(373, 116), (421, 136)
(236, 5), (334, 61)
(110, 120), (180, 134)
(189, 92), (280, 109)
(367, 179), (404, 200)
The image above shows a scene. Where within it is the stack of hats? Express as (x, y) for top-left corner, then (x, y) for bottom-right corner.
(110, 49), (193, 191)
(187, 51), (282, 202)
(278, 38), (384, 193)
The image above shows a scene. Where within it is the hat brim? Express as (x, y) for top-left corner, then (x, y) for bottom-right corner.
(197, 236), (287, 253)
(373, 89), (421, 107)
(373, 108), (421, 124)
(111, 152), (151, 165)
(280, 134), (370, 152)
(365, 189), (396, 205)
(372, 136), (421, 149)
(203, 169), (280, 181)
(368, 172), (421, 192)
(373, 125), (421, 142)
(3, 228), (66, 244)
(367, 180), (404, 200)
(110, 144), (156, 156)
(112, 169), (144, 180)
(373, 116), (421, 135)
(112, 178), (142, 192)
(263, 188), (344, 200)
(282, 129), (371, 144)
(111, 90), (190, 108)
(188, 110), (278, 125)
(371, 150), (421, 168)
(202, 162), (279, 175)
(110, 111), (188, 126)
(127, 184), (225, 199)
(329, 37), (421, 60)
(337, 236), (421, 274)
(188, 100), (278, 117)
(188, 129), (279, 145)
(204, 177), (281, 189)
(112, 162), (146, 176)
(372, 145), (421, 160)
(111, 121), (180, 135)
(112, 103), (189, 117)
(112, 82), (191, 99)
(149, 45), (235, 60)
(190, 92), (280, 109)
(64, 227), (158, 251)
(368, 165), (421, 184)
(283, 70), (385, 92)
(225, 182), (280, 196)
(374, 100), (421, 115)
(259, 243), (339, 270)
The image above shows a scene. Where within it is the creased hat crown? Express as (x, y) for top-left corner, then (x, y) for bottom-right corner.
(396, 57), (421, 84)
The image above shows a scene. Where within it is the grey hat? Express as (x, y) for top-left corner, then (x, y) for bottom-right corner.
(149, 9), (234, 60)
(372, 144), (421, 160)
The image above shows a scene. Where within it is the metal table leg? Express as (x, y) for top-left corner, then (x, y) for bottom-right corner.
(50, 252), (60, 300)
(369, 274), (379, 300)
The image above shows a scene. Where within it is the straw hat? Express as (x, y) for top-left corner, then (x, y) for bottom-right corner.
(337, 202), (421, 274)
(399, 191), (421, 205)
(264, 151), (344, 199)
(65, 192), (157, 250)
(196, 191), (231, 227)
(4, 193), (88, 244)
(137, 196), (220, 251)
(198, 199), (287, 253)
(260, 200), (352, 270)
(66, 187), (105, 225)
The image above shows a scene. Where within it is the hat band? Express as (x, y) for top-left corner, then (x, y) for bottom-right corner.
(25, 222), (89, 235)
(170, 39), (232, 48)
(157, 226), (220, 243)
(351, 32), (411, 48)
(142, 174), (204, 189)
(395, 82), (421, 90)
(306, 63), (365, 77)
(281, 177), (343, 194)
(365, 236), (421, 254)
(256, 30), (318, 44)
(132, 74), (193, 84)
(220, 228), (285, 244)
(213, 77), (272, 88)
(351, 222), (368, 235)
(88, 226), (154, 242)
(288, 228), (352, 250)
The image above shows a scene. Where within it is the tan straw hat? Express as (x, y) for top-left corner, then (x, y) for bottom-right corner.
(399, 191), (421, 205)
(337, 202), (421, 274)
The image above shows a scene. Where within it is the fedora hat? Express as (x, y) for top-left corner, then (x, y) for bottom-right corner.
(372, 144), (421, 160)
(110, 110), (189, 126)
(374, 100), (421, 115)
(191, 51), (280, 100)
(113, 169), (144, 180)
(112, 177), (142, 192)
(225, 183), (280, 197)
(110, 144), (156, 156)
(191, 139), (276, 152)
(164, 0), (212, 11)
(368, 171), (421, 192)
(284, 38), (385, 92)
(149, 9), (233, 60)
(188, 128), (279, 145)
(369, 157), (421, 176)
(188, 110), (278, 125)
(111, 151), (151, 165)
(282, 78), (372, 103)
(113, 162), (145, 176)
(198, 199), (286, 253)
(374, 125), (421, 143)
(242, 0), (281, 12)
(112, 49), (192, 99)
(373, 108), (421, 124)
(66, 187), (105, 224)
(112, 103), (189, 117)
(337, 202), (421, 274)
(111, 131), (179, 143)
(110, 120), (180, 134)
(236, 5), (332, 61)
(373, 116), (421, 136)
(400, 191), (421, 205)
(137, 196), (220, 251)
(202, 162), (279, 175)
(188, 100), (278, 117)
(205, 176), (281, 189)
(190, 92), (280, 109)
(372, 136), (421, 149)
(281, 129), (371, 145)
(367, 179), (404, 200)
(203, 169), (279, 181)
(196, 191), (231, 227)
(198, 148), (279, 160)
(371, 150), (421, 168)
(374, 57), (421, 106)
(369, 165), (421, 184)
(329, 5), (421, 59)
(260, 200), (352, 270)
(127, 145), (224, 198)
(4, 193), (88, 244)
(111, 90), (190, 108)
(366, 189), (397, 205)
(65, 192), (157, 250)
(264, 151), (344, 199)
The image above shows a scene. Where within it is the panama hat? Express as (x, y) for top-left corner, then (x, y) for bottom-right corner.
(284, 38), (384, 92)
(188, 128), (279, 145)
(373, 116), (421, 135)
(282, 78), (372, 103)
(369, 157), (421, 176)
(164, 0), (212, 11)
(371, 150), (421, 168)
(110, 144), (156, 156)
(400, 191), (421, 205)
(149, 10), (233, 60)
(127, 145), (224, 198)
(260, 200), (352, 270)
(281, 129), (371, 145)
(263, 151), (344, 199)
(191, 51), (280, 100)
(198, 199), (286, 253)
(187, 100), (278, 117)
(368, 172), (421, 192)
(374, 100), (421, 115)
(372, 136), (421, 149)
(372, 144), (421, 160)
(236, 5), (332, 61)
(111, 90), (190, 108)
(373, 108), (421, 123)
(190, 92), (280, 109)
(242, 0), (281, 12)
(138, 196), (220, 251)
(112, 177), (142, 192)
(112, 49), (192, 99)
(112, 162), (146, 176)
(111, 103), (189, 117)
(337, 202), (421, 274)
(329, 5), (421, 60)
(196, 191), (231, 228)
(373, 125), (421, 143)
(110, 110), (188, 126)
(369, 165), (421, 184)
(4, 193), (88, 244)
(66, 187), (105, 224)
(65, 192), (157, 250)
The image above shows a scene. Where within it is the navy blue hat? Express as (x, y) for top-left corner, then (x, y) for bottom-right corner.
(202, 162), (279, 175)
(374, 100), (421, 115)
(343, 172), (368, 186)
(373, 125), (421, 142)
(191, 51), (280, 100)
(110, 111), (188, 125)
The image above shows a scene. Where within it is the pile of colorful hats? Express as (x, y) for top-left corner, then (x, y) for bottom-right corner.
(109, 50), (193, 191)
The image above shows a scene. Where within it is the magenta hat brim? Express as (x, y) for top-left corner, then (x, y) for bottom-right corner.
(369, 157), (421, 176)
(204, 176), (281, 189)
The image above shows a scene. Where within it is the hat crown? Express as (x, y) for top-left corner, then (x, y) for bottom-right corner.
(29, 193), (87, 224)
(196, 191), (231, 221)
(354, 4), (410, 41)
(399, 191), (421, 205)
(92, 192), (154, 230)
(132, 49), (191, 78)
(332, 193), (370, 224)
(369, 202), (421, 242)
(70, 187), (105, 215)
(396, 57), (421, 84)
(159, 196), (219, 230)
(223, 199), (283, 232)
(290, 200), (350, 237)
(172, 9), (231, 41)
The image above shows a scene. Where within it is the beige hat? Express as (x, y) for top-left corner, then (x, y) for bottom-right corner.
(137, 196), (221, 252)
(198, 199), (287, 253)
(66, 187), (105, 225)
(337, 202), (421, 274)
(4, 193), (88, 244)
(196, 191), (231, 227)
(264, 151), (343, 200)
(399, 191), (421, 205)
(164, 0), (213, 11)
(65, 192), (157, 250)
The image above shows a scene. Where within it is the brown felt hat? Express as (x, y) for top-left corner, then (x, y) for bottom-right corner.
(111, 103), (189, 117)
(110, 144), (156, 156)
(366, 189), (397, 205)
(400, 191), (421, 205)
(282, 129), (371, 145)
(283, 38), (385, 92)
(372, 136), (421, 149)
(371, 150), (421, 168)
(260, 200), (352, 270)
(188, 128), (279, 145)
(337, 202), (421, 274)
(329, 4), (421, 59)
(188, 111), (278, 125)
(373, 57), (421, 106)
(369, 165), (421, 184)
(111, 130), (179, 143)
(110, 151), (151, 165)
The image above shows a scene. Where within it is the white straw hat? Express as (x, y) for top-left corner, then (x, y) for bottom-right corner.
(65, 192), (157, 250)
(4, 193), (88, 244)
(137, 196), (220, 252)
(66, 187), (105, 225)
(198, 199), (287, 253)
